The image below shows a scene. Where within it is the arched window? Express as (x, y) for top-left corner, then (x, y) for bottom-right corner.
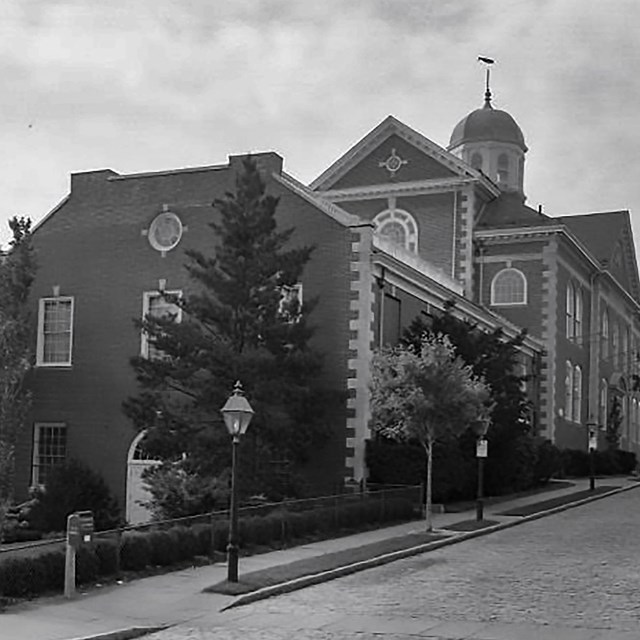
(497, 153), (509, 184)
(565, 361), (574, 422)
(612, 322), (620, 368)
(599, 378), (608, 428)
(601, 307), (609, 360)
(373, 209), (418, 253)
(566, 281), (583, 342)
(490, 268), (527, 305)
(471, 152), (483, 170)
(573, 365), (582, 423)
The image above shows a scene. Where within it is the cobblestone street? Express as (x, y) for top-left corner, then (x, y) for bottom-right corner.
(146, 487), (640, 639)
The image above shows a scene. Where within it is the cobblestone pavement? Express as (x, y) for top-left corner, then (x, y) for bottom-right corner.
(145, 488), (640, 639)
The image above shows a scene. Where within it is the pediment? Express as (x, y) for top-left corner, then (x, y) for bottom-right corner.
(310, 116), (480, 193)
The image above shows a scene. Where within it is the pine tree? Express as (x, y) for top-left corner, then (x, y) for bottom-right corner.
(0, 217), (36, 538)
(124, 157), (334, 510)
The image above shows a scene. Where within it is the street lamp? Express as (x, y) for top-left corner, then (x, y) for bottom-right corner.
(474, 417), (490, 522)
(587, 419), (598, 491)
(220, 380), (254, 583)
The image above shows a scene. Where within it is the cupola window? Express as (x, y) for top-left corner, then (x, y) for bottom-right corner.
(497, 153), (509, 184)
(471, 153), (483, 170)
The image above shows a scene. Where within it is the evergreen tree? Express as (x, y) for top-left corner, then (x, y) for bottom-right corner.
(0, 217), (36, 538)
(124, 157), (334, 510)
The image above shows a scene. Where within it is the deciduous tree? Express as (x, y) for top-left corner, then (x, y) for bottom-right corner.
(370, 334), (491, 530)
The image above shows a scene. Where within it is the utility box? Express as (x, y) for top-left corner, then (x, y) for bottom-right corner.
(67, 511), (94, 548)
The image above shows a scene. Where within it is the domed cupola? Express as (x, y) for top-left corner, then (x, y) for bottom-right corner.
(448, 82), (527, 198)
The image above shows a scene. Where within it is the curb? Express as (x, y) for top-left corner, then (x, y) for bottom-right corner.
(68, 626), (168, 640)
(223, 482), (640, 611)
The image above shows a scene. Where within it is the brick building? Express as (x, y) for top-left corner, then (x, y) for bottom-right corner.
(19, 89), (640, 521)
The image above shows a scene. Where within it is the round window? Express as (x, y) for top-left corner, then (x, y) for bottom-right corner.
(148, 212), (183, 252)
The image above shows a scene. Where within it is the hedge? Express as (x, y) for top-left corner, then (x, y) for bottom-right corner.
(0, 494), (417, 599)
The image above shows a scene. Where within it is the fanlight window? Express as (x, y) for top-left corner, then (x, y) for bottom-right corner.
(490, 268), (527, 306)
(373, 209), (418, 252)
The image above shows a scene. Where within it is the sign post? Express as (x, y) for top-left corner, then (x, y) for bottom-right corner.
(476, 437), (488, 522)
(588, 424), (598, 491)
(64, 511), (94, 599)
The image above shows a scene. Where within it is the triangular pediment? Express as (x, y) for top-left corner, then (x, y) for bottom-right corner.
(310, 116), (485, 193)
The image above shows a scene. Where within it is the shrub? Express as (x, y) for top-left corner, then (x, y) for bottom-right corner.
(146, 530), (179, 567)
(533, 439), (562, 484)
(94, 539), (119, 576)
(120, 533), (152, 571)
(27, 460), (122, 533)
(76, 546), (100, 585)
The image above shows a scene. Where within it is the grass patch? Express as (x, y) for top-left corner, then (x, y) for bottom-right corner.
(443, 519), (500, 532)
(498, 485), (618, 517)
(205, 530), (448, 595)
(444, 480), (576, 513)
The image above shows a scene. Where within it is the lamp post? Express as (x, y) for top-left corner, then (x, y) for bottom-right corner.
(220, 380), (254, 583)
(474, 417), (490, 522)
(587, 420), (598, 491)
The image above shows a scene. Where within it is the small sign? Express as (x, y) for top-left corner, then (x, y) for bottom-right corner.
(476, 438), (488, 458)
(588, 433), (598, 452)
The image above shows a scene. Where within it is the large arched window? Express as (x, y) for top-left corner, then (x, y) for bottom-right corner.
(601, 307), (609, 360)
(565, 361), (574, 422)
(490, 268), (527, 306)
(373, 209), (418, 253)
(565, 281), (583, 342)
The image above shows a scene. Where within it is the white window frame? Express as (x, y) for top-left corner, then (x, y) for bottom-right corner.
(141, 290), (183, 359)
(566, 283), (575, 339)
(572, 364), (582, 423)
(601, 308), (609, 360)
(36, 296), (74, 367)
(490, 268), (527, 306)
(278, 283), (303, 323)
(565, 361), (574, 422)
(373, 209), (419, 253)
(31, 422), (67, 488)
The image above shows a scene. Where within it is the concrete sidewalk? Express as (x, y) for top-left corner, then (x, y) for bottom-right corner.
(2, 477), (637, 640)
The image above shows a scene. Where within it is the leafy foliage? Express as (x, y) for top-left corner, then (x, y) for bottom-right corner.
(124, 157), (338, 514)
(27, 459), (122, 532)
(0, 217), (36, 540)
(370, 334), (491, 528)
(606, 395), (623, 450)
(401, 302), (535, 494)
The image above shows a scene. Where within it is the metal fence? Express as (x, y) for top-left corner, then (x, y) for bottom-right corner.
(0, 483), (422, 562)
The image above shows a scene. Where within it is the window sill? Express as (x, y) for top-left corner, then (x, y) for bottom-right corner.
(490, 302), (527, 307)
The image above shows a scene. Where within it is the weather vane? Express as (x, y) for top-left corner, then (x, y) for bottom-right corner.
(478, 56), (495, 107)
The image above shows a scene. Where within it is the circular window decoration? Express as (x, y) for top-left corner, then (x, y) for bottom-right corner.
(148, 212), (183, 252)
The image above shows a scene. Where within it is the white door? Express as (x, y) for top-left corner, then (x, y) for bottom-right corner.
(126, 432), (161, 525)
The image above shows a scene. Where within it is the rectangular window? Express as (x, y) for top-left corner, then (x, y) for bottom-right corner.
(32, 423), (67, 487)
(278, 283), (303, 323)
(382, 294), (402, 347)
(141, 291), (182, 359)
(37, 297), (74, 366)
(565, 362), (574, 422)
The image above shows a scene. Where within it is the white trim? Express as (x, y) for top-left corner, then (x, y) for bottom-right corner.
(373, 208), (418, 253)
(141, 290), (183, 359)
(490, 267), (527, 306)
(36, 296), (74, 367)
(31, 422), (67, 487)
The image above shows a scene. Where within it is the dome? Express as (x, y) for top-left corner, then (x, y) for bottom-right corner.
(448, 95), (527, 152)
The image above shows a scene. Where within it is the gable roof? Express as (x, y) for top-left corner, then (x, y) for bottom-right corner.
(557, 210), (640, 303)
(310, 115), (496, 193)
(556, 211), (627, 266)
(477, 192), (554, 229)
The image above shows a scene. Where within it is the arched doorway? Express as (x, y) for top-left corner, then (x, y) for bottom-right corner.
(126, 431), (161, 525)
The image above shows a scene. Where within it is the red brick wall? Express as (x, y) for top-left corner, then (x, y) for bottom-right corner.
(329, 134), (457, 190)
(18, 162), (354, 504)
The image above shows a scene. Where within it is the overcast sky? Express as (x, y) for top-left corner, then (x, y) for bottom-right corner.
(2, 0), (639, 254)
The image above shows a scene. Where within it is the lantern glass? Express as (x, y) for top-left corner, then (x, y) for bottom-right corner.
(221, 382), (254, 436)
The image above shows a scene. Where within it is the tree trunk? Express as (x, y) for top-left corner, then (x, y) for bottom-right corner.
(424, 440), (433, 532)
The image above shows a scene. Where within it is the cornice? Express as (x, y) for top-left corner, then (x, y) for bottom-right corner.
(310, 115), (498, 194)
(319, 177), (479, 202)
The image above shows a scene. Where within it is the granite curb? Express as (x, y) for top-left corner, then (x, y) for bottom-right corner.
(69, 627), (168, 640)
(222, 481), (640, 611)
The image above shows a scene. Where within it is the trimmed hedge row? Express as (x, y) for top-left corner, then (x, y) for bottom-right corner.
(0, 495), (416, 599)
(559, 448), (637, 477)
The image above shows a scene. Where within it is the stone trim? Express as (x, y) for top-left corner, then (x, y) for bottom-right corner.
(540, 238), (559, 440)
(345, 227), (376, 483)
